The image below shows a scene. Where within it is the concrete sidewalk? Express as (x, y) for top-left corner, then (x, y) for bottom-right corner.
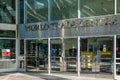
(0, 73), (44, 80)
(0, 72), (114, 80)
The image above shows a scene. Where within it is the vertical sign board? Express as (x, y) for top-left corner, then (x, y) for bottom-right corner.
(2, 49), (11, 59)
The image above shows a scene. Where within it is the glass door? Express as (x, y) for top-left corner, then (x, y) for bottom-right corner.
(80, 38), (95, 77)
(38, 39), (48, 71)
(65, 38), (77, 73)
(115, 35), (120, 79)
(80, 37), (114, 79)
(26, 39), (48, 72)
(51, 39), (62, 72)
(96, 37), (113, 79)
(26, 40), (37, 71)
(18, 39), (25, 71)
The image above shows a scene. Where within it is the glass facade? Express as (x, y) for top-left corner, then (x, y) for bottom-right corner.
(80, 0), (114, 17)
(0, 0), (118, 24)
(25, 0), (48, 23)
(50, 0), (78, 20)
(23, 0), (118, 23)
(0, 0), (16, 24)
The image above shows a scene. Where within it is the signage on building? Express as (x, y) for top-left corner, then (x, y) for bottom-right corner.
(2, 49), (11, 57)
(25, 15), (118, 31)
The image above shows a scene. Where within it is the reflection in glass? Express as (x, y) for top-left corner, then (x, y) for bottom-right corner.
(80, 37), (113, 79)
(25, 0), (48, 23)
(0, 30), (16, 38)
(0, 0), (16, 24)
(26, 40), (48, 71)
(80, 0), (114, 17)
(65, 38), (77, 57)
(19, 0), (24, 23)
(64, 38), (77, 72)
(116, 64), (120, 75)
(51, 0), (78, 20)
(20, 40), (24, 55)
(51, 39), (62, 71)
(0, 39), (16, 59)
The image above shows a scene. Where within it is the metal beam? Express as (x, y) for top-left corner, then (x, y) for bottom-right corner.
(48, 38), (51, 74)
(77, 36), (80, 76)
(114, 35), (117, 79)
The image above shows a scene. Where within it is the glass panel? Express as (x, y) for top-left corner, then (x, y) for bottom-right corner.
(80, 37), (113, 79)
(116, 37), (120, 75)
(19, 39), (25, 69)
(51, 39), (62, 71)
(96, 37), (113, 79)
(0, 0), (16, 24)
(19, 0), (24, 24)
(0, 30), (16, 38)
(116, 64), (120, 75)
(26, 39), (48, 72)
(0, 39), (16, 69)
(80, 0), (114, 17)
(51, 0), (78, 20)
(38, 40), (48, 71)
(20, 39), (24, 56)
(65, 38), (77, 72)
(117, 0), (120, 13)
(80, 38), (94, 77)
(25, 0), (48, 23)
(26, 40), (37, 71)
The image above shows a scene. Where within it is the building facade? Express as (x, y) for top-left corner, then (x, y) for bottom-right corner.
(0, 0), (120, 80)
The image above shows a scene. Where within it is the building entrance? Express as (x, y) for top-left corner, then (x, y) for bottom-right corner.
(80, 37), (113, 79)
(26, 39), (48, 72)
(23, 36), (115, 79)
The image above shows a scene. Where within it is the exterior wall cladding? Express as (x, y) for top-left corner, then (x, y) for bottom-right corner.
(19, 14), (120, 38)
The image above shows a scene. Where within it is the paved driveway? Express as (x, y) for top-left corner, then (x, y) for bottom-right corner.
(0, 73), (44, 80)
(0, 72), (69, 80)
(0, 72), (113, 80)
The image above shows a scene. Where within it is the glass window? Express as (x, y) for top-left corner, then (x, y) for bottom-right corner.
(19, 0), (24, 24)
(0, 30), (16, 38)
(25, 0), (48, 23)
(117, 0), (120, 13)
(51, 0), (78, 21)
(0, 39), (16, 59)
(51, 39), (62, 71)
(80, 0), (114, 17)
(0, 0), (16, 24)
(26, 39), (48, 71)
(0, 39), (16, 69)
(64, 38), (77, 72)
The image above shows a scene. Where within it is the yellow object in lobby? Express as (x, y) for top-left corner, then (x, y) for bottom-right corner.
(103, 48), (107, 52)
(87, 60), (91, 62)
(81, 51), (93, 69)
(86, 63), (91, 68)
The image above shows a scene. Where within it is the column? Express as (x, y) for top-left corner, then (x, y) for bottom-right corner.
(77, 36), (80, 76)
(48, 38), (51, 74)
